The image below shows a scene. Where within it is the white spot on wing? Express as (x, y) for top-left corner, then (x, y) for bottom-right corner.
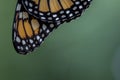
(22, 40), (26, 45)
(42, 24), (47, 30)
(16, 4), (21, 11)
(16, 37), (21, 43)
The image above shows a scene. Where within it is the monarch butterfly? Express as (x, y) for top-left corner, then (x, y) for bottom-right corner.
(13, 0), (92, 55)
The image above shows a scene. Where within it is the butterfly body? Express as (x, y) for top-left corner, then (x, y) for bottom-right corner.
(13, 0), (92, 54)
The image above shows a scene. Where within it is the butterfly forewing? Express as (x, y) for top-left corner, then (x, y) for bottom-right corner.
(13, 0), (58, 54)
(22, 0), (92, 23)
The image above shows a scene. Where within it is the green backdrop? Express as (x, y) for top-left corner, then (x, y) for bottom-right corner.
(0, 0), (120, 80)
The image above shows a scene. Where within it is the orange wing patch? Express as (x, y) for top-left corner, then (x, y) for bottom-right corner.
(31, 19), (40, 35)
(18, 20), (26, 39)
(49, 0), (62, 13)
(60, 0), (73, 9)
(24, 20), (34, 38)
(39, 0), (50, 12)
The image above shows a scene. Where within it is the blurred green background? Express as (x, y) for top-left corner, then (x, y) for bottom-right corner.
(0, 0), (120, 80)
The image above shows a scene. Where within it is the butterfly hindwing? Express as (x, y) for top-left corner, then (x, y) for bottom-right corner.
(13, 0), (92, 54)
(22, 0), (92, 23)
(13, 0), (59, 54)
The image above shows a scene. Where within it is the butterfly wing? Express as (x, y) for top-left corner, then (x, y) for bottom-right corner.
(13, 0), (59, 54)
(22, 0), (92, 23)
